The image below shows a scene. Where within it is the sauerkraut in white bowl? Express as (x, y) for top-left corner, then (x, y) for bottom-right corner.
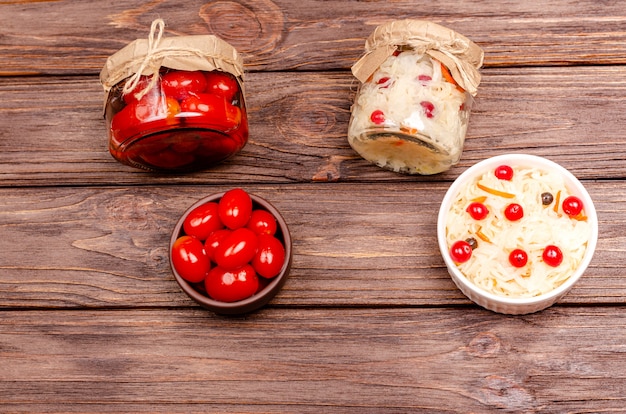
(437, 154), (598, 314)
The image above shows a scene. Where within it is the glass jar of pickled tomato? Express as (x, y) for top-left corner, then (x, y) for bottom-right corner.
(100, 19), (248, 172)
(349, 20), (484, 175)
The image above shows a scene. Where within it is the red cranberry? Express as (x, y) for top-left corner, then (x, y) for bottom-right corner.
(420, 101), (435, 118)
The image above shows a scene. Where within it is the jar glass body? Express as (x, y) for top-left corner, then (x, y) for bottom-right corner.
(348, 51), (472, 175)
(105, 69), (248, 172)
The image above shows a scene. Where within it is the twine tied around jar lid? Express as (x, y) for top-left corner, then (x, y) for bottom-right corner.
(100, 18), (244, 105)
(351, 20), (484, 96)
(120, 19), (166, 101)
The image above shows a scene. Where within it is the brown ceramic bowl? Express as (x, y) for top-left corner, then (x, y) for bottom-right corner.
(170, 191), (292, 315)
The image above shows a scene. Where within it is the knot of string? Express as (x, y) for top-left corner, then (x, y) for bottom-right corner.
(122, 18), (165, 100)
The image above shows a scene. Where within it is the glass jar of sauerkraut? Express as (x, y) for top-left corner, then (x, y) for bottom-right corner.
(100, 19), (247, 172)
(349, 20), (484, 174)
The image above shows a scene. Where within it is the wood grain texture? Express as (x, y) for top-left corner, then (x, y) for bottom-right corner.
(2, 66), (626, 187)
(2, 1), (626, 412)
(1, 307), (625, 412)
(0, 183), (623, 309)
(1, 0), (626, 75)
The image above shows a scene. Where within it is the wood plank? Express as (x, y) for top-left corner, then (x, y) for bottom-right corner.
(0, 183), (622, 309)
(1, 66), (626, 187)
(1, 307), (625, 412)
(1, 0), (626, 75)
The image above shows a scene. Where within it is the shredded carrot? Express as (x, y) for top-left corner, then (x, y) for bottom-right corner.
(476, 182), (515, 199)
(476, 227), (491, 243)
(471, 196), (487, 203)
(400, 125), (418, 135)
(573, 213), (588, 221)
(553, 190), (562, 213)
(440, 62), (465, 93)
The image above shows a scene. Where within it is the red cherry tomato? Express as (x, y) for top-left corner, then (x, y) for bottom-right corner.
(161, 70), (207, 101)
(134, 92), (180, 122)
(224, 103), (243, 129)
(143, 96), (182, 133)
(450, 240), (472, 264)
(112, 94), (180, 143)
(213, 227), (259, 270)
(562, 196), (583, 217)
(252, 235), (286, 279)
(180, 92), (224, 113)
(112, 92), (164, 141)
(466, 202), (489, 220)
(180, 93), (230, 125)
(110, 102), (142, 144)
(171, 235), (210, 283)
(183, 202), (224, 241)
(543, 245), (563, 267)
(218, 188), (253, 229)
(504, 203), (524, 221)
(509, 249), (528, 267)
(122, 75), (158, 104)
(133, 95), (181, 122)
(495, 165), (514, 180)
(204, 229), (232, 262)
(246, 209), (277, 236)
(205, 264), (259, 302)
(205, 71), (239, 102)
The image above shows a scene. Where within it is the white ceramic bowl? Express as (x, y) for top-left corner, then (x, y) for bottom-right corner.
(437, 154), (598, 314)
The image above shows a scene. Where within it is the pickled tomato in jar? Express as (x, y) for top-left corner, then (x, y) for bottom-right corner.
(100, 19), (248, 172)
(104, 69), (248, 172)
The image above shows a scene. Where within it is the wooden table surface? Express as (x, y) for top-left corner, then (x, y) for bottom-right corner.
(2, 1), (626, 412)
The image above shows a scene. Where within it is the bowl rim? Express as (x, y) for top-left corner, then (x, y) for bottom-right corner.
(437, 153), (599, 308)
(170, 191), (292, 314)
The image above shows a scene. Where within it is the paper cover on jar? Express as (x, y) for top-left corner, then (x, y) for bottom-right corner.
(100, 19), (244, 102)
(351, 20), (484, 96)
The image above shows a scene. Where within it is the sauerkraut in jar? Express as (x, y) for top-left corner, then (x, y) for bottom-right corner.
(349, 20), (484, 174)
